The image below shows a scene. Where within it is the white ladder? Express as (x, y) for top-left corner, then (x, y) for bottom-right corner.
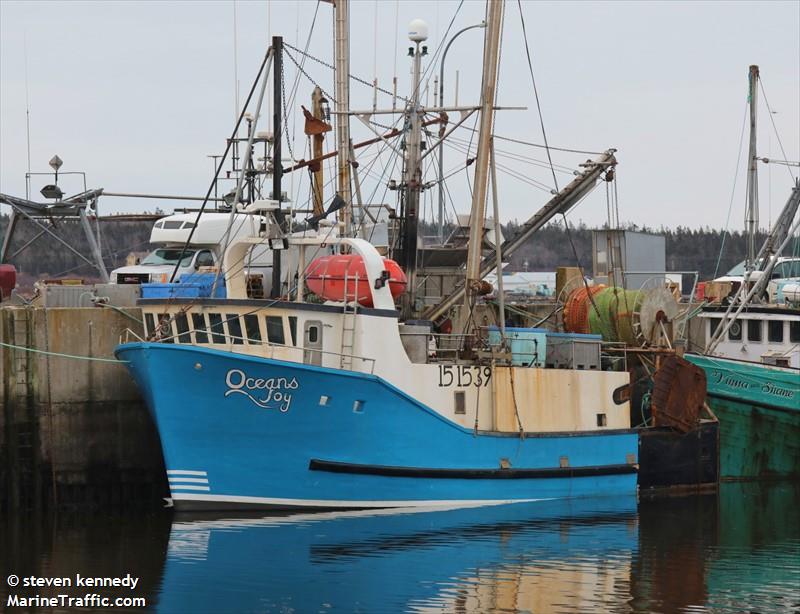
(340, 271), (358, 370)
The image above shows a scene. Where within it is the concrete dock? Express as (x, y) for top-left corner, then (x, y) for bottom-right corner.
(0, 306), (166, 511)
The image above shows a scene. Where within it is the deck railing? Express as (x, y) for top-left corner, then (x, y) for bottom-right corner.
(119, 327), (376, 374)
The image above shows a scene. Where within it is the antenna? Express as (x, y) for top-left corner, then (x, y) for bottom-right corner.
(24, 33), (31, 200)
(233, 0), (240, 123)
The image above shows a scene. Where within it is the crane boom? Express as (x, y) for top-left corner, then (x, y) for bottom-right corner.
(421, 149), (617, 322)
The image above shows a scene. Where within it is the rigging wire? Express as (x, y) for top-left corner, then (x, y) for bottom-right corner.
(713, 101), (749, 279)
(284, 42), (402, 104)
(458, 127), (605, 156)
(516, 0), (558, 192)
(443, 138), (552, 192)
(393, 0), (399, 104)
(167, 48), (273, 285)
(445, 132), (576, 173)
(759, 77), (797, 183)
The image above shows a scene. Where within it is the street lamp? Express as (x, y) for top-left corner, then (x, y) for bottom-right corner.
(437, 21), (486, 243)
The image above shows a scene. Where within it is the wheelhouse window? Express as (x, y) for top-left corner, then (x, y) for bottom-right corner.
(144, 313), (155, 338)
(175, 313), (191, 343)
(790, 321), (800, 343)
(265, 316), (285, 344)
(192, 313), (209, 344)
(288, 316), (298, 346)
(208, 313), (226, 344)
(226, 314), (244, 344)
(728, 321), (742, 341)
(747, 320), (762, 342)
(709, 317), (721, 336)
(768, 320), (784, 343)
(158, 314), (174, 343)
(244, 314), (262, 344)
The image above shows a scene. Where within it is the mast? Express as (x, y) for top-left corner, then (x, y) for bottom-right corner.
(399, 20), (428, 319)
(334, 0), (352, 232)
(271, 35), (284, 298)
(464, 0), (504, 302)
(746, 64), (760, 273)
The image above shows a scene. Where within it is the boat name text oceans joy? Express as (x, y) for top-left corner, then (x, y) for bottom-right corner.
(224, 369), (298, 412)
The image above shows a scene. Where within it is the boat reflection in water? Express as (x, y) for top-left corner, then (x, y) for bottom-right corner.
(161, 497), (639, 613)
(1, 484), (796, 612)
(159, 483), (800, 613)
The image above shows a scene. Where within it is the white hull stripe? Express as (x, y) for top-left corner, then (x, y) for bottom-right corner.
(167, 470), (208, 476)
(172, 493), (545, 508)
(170, 485), (211, 491)
(168, 477), (209, 484)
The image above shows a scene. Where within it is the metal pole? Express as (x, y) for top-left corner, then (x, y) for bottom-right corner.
(334, 0), (352, 233)
(349, 139), (372, 237)
(168, 46), (274, 283)
(103, 191), (226, 203)
(490, 138), (505, 338)
(223, 52), (273, 231)
(465, 1), (504, 295)
(213, 46), (274, 294)
(208, 155), (221, 206)
(400, 41), (424, 319)
(78, 207), (109, 282)
(6, 205), (104, 272)
(0, 211), (19, 262)
(437, 21), (486, 243)
(272, 36), (284, 298)
(746, 65), (760, 273)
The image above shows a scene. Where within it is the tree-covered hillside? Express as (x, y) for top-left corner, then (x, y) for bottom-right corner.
(0, 212), (776, 282)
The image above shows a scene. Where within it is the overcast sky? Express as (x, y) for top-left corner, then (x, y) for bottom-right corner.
(1, 0), (798, 232)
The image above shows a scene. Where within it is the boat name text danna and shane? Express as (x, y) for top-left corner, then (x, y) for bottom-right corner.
(711, 370), (795, 400)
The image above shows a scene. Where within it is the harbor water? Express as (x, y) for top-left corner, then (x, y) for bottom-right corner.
(1, 482), (798, 613)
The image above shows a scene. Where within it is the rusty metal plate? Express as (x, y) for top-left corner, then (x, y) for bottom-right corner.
(652, 355), (707, 433)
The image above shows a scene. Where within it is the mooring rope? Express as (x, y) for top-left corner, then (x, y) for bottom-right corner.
(0, 341), (128, 363)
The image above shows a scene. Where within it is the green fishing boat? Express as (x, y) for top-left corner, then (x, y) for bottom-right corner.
(687, 65), (800, 480)
(684, 354), (799, 479)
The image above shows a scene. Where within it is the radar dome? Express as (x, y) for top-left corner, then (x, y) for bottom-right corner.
(408, 19), (429, 42)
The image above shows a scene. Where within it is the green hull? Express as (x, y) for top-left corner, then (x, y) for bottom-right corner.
(685, 354), (800, 479)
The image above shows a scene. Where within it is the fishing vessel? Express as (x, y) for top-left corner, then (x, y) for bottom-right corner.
(115, 3), (645, 511)
(685, 66), (800, 479)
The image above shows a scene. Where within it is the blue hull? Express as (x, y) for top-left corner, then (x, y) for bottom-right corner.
(116, 343), (639, 510)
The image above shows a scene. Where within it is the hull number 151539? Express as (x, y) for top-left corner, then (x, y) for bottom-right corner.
(438, 365), (492, 388)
